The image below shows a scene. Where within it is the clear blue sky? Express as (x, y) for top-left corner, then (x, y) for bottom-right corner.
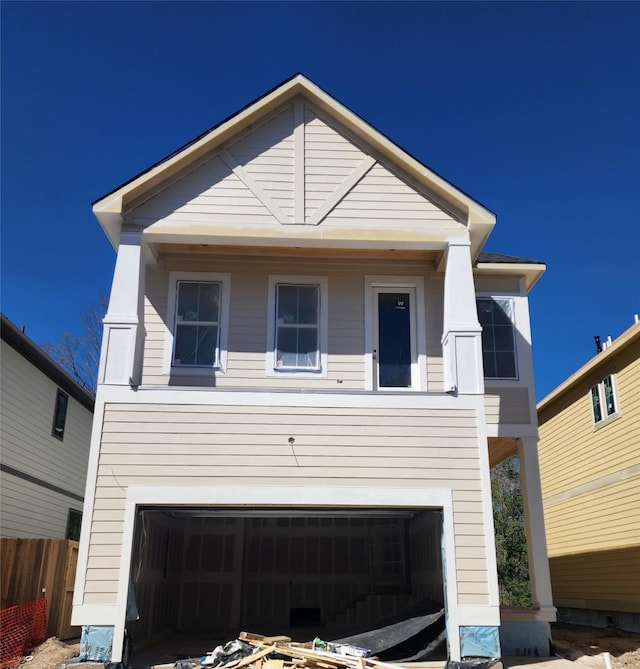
(2, 1), (638, 400)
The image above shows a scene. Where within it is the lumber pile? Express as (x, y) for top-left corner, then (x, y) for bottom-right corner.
(183, 631), (404, 669)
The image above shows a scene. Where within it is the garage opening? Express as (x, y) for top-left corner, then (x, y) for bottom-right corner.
(127, 507), (446, 661)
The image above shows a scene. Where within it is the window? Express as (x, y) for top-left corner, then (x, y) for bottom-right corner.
(266, 275), (328, 375)
(174, 281), (221, 366)
(66, 509), (82, 541)
(165, 272), (230, 374)
(275, 284), (319, 369)
(477, 297), (517, 379)
(591, 375), (617, 424)
(51, 389), (68, 440)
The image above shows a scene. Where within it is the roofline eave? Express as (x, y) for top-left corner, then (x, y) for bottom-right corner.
(92, 204), (124, 249)
(537, 321), (640, 413)
(91, 74), (496, 247)
(474, 262), (546, 292)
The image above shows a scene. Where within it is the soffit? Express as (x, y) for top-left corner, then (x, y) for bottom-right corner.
(158, 244), (438, 262)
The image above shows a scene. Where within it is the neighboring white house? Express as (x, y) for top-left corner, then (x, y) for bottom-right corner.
(1, 314), (94, 539)
(73, 74), (555, 662)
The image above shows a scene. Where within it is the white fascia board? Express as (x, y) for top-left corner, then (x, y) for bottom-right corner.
(92, 75), (495, 247)
(474, 263), (546, 292)
(93, 209), (124, 250)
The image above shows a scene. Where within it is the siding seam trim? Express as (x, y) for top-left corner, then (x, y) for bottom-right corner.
(1, 463), (84, 503)
(543, 465), (640, 508)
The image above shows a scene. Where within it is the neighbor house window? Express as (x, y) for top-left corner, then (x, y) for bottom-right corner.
(66, 509), (82, 541)
(591, 375), (617, 424)
(51, 389), (68, 441)
(165, 272), (231, 374)
(266, 275), (328, 375)
(477, 297), (517, 379)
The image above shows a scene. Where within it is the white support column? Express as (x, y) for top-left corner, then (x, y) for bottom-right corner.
(99, 226), (145, 386)
(518, 437), (556, 618)
(442, 238), (484, 395)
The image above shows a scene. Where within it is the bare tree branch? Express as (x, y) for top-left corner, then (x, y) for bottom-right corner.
(42, 295), (108, 394)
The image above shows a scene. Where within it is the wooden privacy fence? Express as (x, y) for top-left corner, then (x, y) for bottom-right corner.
(1, 538), (80, 640)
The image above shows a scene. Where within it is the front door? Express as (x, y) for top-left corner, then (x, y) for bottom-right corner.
(373, 288), (416, 389)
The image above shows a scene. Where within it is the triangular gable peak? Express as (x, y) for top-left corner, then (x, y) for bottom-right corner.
(94, 75), (495, 256)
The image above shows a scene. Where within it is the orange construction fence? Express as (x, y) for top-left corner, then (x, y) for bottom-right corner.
(0, 594), (47, 668)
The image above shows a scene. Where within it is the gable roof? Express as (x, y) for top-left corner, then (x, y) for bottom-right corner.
(93, 74), (496, 257)
(538, 320), (640, 414)
(1, 314), (95, 411)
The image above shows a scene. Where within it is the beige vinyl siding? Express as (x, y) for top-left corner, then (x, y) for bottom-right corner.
(227, 106), (295, 220)
(484, 387), (531, 424)
(322, 163), (459, 230)
(538, 342), (640, 498)
(83, 403), (489, 607)
(129, 155), (277, 227)
(141, 255), (445, 390)
(304, 108), (369, 220)
(129, 101), (460, 233)
(0, 340), (92, 538)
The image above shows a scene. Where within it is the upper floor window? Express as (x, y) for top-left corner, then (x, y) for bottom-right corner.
(165, 272), (231, 374)
(51, 389), (68, 440)
(174, 281), (221, 367)
(477, 297), (518, 379)
(591, 375), (617, 424)
(266, 275), (328, 375)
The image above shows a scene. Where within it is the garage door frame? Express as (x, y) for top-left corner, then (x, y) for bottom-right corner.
(114, 485), (460, 661)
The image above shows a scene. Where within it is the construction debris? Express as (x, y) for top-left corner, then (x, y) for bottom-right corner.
(174, 632), (404, 669)
(172, 599), (447, 669)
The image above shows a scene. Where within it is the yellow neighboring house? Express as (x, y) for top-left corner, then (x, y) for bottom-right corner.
(537, 319), (640, 632)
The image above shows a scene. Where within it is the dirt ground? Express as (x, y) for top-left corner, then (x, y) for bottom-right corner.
(13, 625), (640, 669)
(551, 624), (640, 669)
(13, 637), (80, 669)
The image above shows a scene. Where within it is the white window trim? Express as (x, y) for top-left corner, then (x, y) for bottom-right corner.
(476, 295), (519, 381)
(364, 276), (427, 391)
(265, 275), (328, 377)
(591, 374), (619, 427)
(164, 271), (231, 376)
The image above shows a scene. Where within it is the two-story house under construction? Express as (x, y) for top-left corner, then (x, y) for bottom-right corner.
(73, 75), (555, 662)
